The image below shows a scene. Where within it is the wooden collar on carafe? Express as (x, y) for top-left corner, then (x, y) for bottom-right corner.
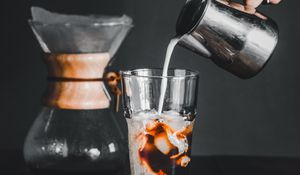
(43, 53), (111, 110)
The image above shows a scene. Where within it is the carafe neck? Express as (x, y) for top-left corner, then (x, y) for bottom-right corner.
(42, 53), (111, 110)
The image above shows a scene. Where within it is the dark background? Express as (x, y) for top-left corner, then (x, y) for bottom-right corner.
(0, 0), (299, 158)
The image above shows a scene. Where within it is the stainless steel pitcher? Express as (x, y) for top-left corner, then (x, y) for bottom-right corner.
(176, 0), (279, 79)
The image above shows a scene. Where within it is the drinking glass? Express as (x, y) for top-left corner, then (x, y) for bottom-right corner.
(121, 69), (199, 175)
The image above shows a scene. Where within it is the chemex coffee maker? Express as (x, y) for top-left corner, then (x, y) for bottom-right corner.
(23, 7), (132, 173)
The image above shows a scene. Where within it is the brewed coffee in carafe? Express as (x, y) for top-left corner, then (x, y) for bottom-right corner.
(23, 7), (132, 173)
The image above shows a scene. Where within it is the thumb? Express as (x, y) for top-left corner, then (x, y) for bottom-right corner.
(244, 0), (264, 8)
(269, 0), (282, 4)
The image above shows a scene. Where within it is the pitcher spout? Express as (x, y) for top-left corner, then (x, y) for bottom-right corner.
(178, 34), (212, 58)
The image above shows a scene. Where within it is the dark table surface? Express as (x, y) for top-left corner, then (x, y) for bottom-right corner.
(1, 150), (300, 175)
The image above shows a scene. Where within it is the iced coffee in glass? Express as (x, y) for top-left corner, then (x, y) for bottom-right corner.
(121, 69), (198, 175)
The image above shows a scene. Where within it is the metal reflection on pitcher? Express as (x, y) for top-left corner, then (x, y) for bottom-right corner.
(176, 0), (279, 79)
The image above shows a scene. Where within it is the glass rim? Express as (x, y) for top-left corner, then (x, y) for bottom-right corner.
(28, 20), (134, 28)
(121, 68), (199, 79)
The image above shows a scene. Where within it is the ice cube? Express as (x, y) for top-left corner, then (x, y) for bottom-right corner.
(176, 155), (191, 167)
(162, 110), (180, 116)
(166, 119), (185, 132)
(167, 132), (189, 158)
(154, 133), (173, 155)
(145, 119), (157, 131)
(181, 120), (195, 135)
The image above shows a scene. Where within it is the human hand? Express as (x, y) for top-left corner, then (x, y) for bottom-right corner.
(244, 0), (282, 8)
(218, 0), (282, 19)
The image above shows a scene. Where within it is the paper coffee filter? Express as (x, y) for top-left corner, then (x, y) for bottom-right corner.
(29, 7), (132, 57)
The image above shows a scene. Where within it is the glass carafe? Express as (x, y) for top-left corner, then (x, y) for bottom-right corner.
(24, 108), (126, 173)
(23, 7), (133, 173)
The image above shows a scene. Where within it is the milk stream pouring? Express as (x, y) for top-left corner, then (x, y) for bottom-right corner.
(158, 38), (181, 114)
